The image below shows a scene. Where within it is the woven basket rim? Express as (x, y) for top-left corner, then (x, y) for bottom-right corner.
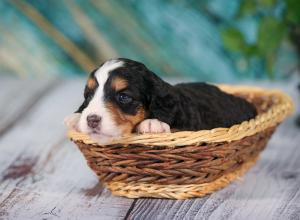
(67, 84), (294, 147)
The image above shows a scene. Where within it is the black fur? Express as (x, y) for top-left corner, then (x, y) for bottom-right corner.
(150, 82), (257, 130)
(104, 68), (145, 116)
(77, 58), (257, 131)
(76, 69), (98, 113)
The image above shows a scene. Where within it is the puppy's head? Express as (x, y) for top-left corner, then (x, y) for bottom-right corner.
(76, 58), (172, 137)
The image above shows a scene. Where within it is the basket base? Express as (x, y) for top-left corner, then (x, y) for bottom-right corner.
(106, 156), (259, 199)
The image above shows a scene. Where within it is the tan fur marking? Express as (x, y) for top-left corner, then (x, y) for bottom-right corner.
(106, 102), (145, 135)
(111, 77), (128, 91)
(87, 78), (97, 89)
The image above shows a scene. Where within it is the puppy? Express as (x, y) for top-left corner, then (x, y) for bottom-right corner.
(68, 58), (257, 139)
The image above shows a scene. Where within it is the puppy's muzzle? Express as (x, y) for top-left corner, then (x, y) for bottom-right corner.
(87, 114), (101, 129)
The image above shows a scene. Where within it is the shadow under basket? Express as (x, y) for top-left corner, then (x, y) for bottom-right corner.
(68, 85), (294, 199)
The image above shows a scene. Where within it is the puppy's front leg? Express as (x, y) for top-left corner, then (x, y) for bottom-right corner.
(136, 119), (170, 134)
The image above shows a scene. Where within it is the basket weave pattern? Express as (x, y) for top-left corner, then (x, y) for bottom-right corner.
(68, 85), (293, 199)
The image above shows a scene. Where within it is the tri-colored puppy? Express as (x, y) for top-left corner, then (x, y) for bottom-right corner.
(66, 58), (257, 140)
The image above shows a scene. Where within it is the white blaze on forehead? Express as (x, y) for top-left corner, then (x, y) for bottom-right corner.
(94, 59), (124, 91)
(78, 59), (124, 137)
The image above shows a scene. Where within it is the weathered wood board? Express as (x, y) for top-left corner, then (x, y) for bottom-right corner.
(0, 79), (133, 220)
(0, 77), (57, 136)
(0, 78), (299, 220)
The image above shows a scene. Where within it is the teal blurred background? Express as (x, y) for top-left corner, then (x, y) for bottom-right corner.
(0, 0), (299, 82)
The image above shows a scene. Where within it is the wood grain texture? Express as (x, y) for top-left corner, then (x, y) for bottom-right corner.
(127, 81), (300, 220)
(0, 79), (133, 220)
(0, 77), (57, 136)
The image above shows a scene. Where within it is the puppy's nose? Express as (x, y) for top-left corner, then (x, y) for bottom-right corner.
(87, 114), (101, 129)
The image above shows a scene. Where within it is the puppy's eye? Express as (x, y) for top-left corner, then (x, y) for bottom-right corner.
(116, 93), (133, 104)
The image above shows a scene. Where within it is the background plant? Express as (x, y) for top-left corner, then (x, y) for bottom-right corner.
(221, 0), (300, 77)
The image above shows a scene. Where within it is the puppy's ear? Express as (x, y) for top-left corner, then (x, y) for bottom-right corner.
(146, 74), (178, 125)
(148, 93), (177, 125)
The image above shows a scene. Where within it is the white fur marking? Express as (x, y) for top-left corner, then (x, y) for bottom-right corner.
(136, 119), (171, 134)
(78, 59), (124, 138)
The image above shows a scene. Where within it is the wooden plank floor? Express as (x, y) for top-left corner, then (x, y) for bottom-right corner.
(0, 78), (299, 220)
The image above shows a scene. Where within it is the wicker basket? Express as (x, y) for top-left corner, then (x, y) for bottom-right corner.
(67, 85), (294, 199)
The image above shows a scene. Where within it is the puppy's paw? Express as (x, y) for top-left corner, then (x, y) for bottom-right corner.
(136, 119), (170, 134)
(64, 113), (81, 131)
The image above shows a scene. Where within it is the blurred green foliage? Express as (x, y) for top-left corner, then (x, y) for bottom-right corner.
(221, 0), (300, 77)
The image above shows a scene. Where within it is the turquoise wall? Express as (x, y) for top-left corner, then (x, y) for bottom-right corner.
(0, 0), (298, 82)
